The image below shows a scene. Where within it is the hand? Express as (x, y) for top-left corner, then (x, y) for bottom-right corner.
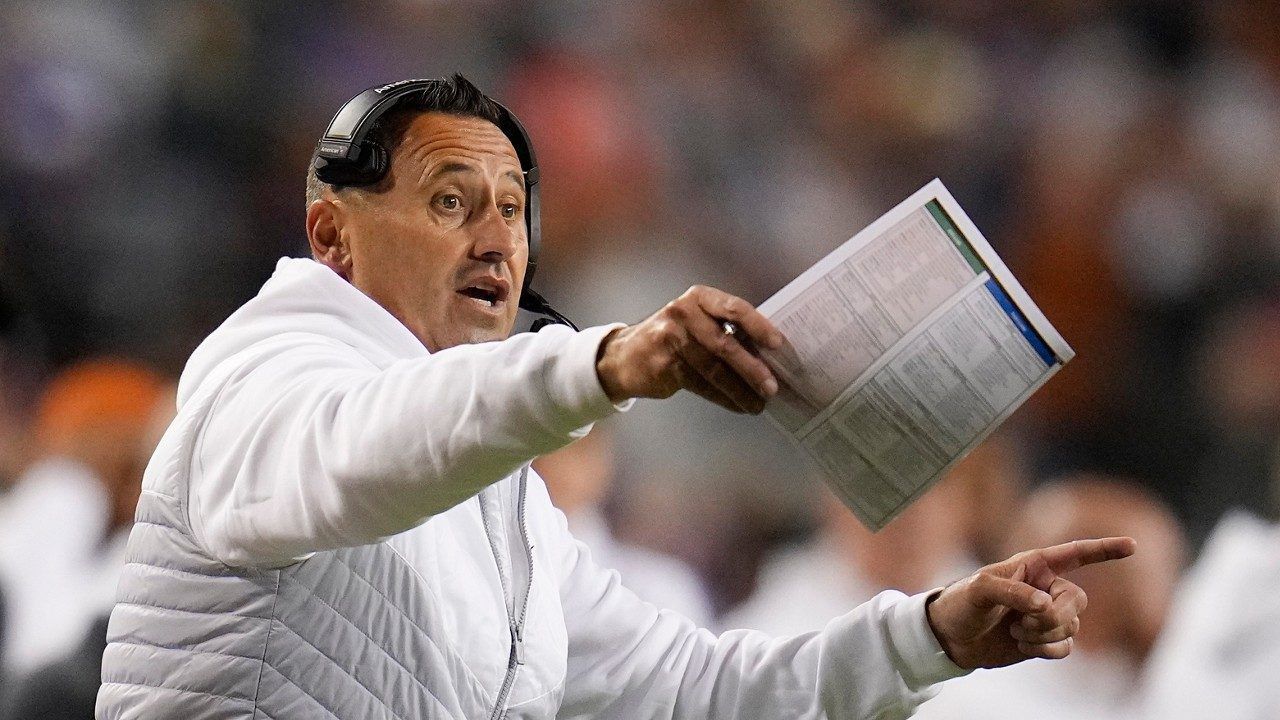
(925, 536), (1137, 669)
(595, 285), (784, 414)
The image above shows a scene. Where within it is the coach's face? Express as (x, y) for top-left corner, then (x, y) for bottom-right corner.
(308, 111), (529, 352)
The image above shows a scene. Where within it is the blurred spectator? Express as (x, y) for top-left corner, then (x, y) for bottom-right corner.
(1, 616), (107, 720)
(1139, 511), (1280, 719)
(916, 474), (1186, 719)
(1185, 299), (1280, 540)
(720, 449), (984, 635)
(0, 362), (33, 495)
(503, 49), (663, 253)
(943, 431), (1030, 566)
(0, 359), (172, 674)
(532, 423), (714, 626)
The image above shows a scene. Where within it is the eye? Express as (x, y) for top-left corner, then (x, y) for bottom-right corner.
(437, 194), (462, 211)
(500, 203), (519, 219)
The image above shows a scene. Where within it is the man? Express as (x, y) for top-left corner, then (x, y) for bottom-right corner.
(97, 75), (1133, 719)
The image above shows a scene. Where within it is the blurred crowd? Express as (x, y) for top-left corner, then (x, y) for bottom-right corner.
(2, 0), (1280, 717)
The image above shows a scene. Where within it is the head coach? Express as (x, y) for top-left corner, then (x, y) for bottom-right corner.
(97, 75), (1134, 719)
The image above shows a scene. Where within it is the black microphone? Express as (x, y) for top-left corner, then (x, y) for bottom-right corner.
(519, 288), (580, 332)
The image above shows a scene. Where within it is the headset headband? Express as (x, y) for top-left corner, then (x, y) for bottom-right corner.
(313, 78), (543, 292)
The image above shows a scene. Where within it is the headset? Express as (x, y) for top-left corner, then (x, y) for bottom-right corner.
(313, 78), (577, 331)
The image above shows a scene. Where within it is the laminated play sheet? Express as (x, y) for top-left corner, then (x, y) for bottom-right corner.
(758, 179), (1072, 530)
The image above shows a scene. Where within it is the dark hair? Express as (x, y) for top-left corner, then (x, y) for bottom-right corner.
(305, 73), (506, 207)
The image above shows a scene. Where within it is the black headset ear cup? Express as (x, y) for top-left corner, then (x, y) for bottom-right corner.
(359, 142), (389, 184)
(314, 141), (390, 186)
(312, 154), (339, 183)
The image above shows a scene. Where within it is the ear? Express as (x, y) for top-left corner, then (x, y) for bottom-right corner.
(306, 198), (353, 280)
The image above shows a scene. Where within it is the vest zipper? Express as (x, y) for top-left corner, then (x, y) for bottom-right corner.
(480, 466), (534, 720)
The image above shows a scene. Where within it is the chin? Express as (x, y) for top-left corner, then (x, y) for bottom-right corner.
(431, 323), (512, 350)
(420, 306), (517, 351)
(463, 327), (509, 345)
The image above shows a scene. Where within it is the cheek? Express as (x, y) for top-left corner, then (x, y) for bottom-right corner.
(350, 224), (462, 307)
(509, 247), (529, 288)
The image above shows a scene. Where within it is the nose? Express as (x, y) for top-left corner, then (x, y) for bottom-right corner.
(471, 202), (522, 265)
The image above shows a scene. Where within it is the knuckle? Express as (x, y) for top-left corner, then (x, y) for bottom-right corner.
(723, 296), (746, 316)
(655, 317), (681, 340)
(685, 284), (706, 298)
(648, 350), (671, 376)
(1037, 629), (1061, 644)
(1050, 607), (1073, 627)
(966, 572), (990, 594)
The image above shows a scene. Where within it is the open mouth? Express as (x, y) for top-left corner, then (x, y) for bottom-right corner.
(457, 277), (509, 310)
(459, 286), (501, 307)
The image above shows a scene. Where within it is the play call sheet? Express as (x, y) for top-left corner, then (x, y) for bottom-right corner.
(758, 179), (1073, 531)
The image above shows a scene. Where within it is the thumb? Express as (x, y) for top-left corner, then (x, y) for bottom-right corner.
(967, 571), (1053, 615)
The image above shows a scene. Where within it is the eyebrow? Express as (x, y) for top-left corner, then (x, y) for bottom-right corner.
(424, 162), (525, 190)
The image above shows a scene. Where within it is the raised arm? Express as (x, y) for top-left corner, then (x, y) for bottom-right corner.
(189, 324), (620, 567)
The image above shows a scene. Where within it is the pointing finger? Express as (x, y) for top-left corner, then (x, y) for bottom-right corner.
(1039, 537), (1136, 575)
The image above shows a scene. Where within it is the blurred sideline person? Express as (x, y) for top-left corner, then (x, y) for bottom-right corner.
(915, 475), (1185, 720)
(0, 381), (176, 720)
(0, 359), (170, 675)
(943, 434), (1029, 566)
(721, 467), (979, 636)
(1, 616), (109, 720)
(97, 75), (1134, 719)
(1139, 510), (1280, 719)
(532, 425), (714, 626)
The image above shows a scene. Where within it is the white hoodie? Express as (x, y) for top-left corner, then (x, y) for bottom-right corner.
(97, 257), (966, 719)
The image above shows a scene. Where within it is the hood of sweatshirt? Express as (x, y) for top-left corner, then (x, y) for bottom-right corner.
(177, 257), (427, 408)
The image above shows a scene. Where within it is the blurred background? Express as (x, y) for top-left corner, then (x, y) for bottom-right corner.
(2, 0), (1279, 717)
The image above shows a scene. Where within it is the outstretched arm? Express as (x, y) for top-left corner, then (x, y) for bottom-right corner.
(189, 282), (781, 569)
(547, 486), (966, 720)
(556, 498), (1135, 720)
